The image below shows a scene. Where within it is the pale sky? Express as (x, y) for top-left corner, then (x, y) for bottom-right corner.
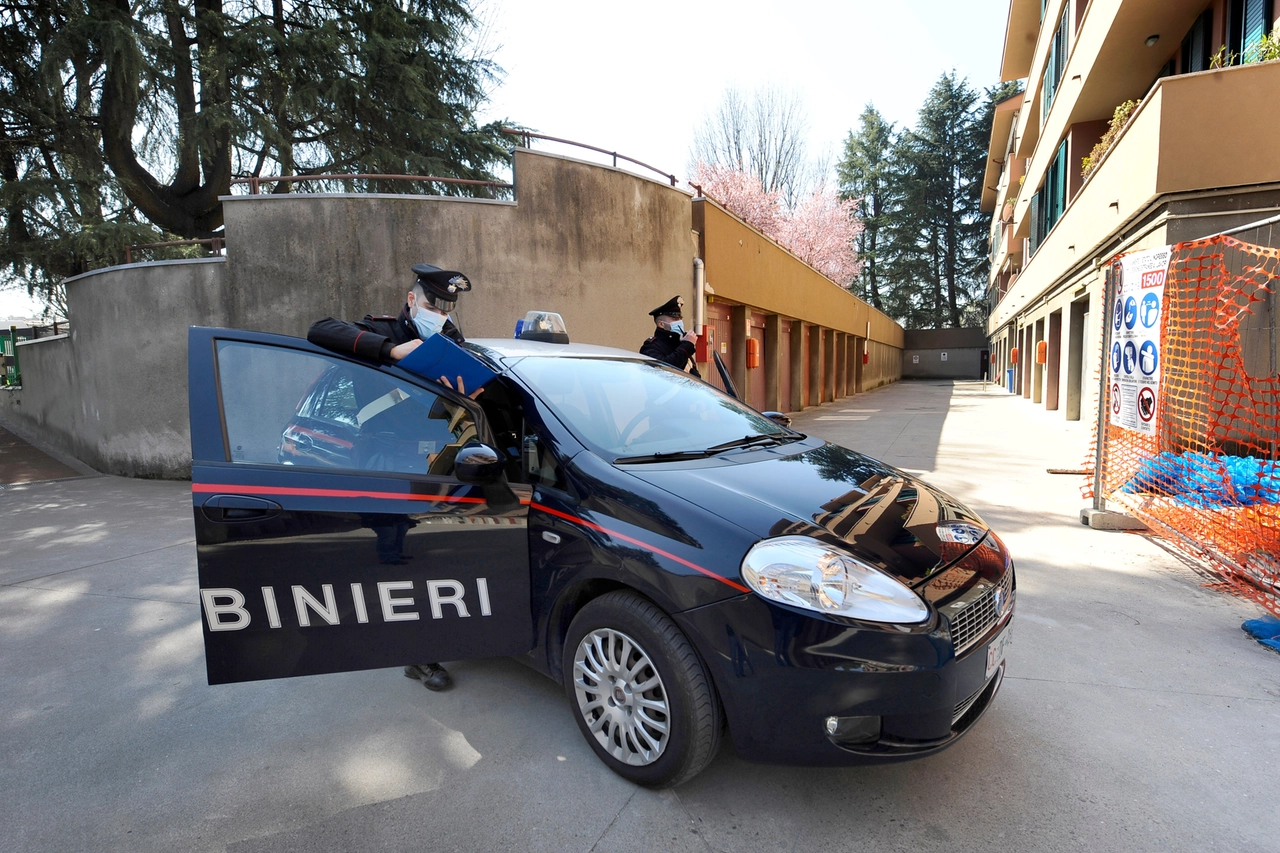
(1, 0), (1012, 319)
(477, 0), (1012, 182)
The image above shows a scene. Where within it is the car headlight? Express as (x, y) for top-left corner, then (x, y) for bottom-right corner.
(741, 536), (929, 624)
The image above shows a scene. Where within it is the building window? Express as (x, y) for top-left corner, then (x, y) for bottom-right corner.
(1181, 8), (1214, 73)
(1041, 5), (1070, 125)
(1229, 0), (1274, 60)
(1029, 140), (1069, 256)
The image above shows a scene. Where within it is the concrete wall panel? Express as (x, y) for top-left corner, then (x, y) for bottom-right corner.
(902, 348), (984, 379)
(221, 149), (693, 349)
(0, 152), (697, 477)
(694, 200), (903, 349)
(0, 258), (228, 476)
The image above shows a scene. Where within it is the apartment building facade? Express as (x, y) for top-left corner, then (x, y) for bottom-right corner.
(983, 0), (1280, 423)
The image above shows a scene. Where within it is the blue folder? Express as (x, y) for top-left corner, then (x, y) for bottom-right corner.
(395, 333), (498, 395)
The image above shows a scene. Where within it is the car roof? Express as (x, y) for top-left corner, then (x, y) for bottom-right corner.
(467, 338), (648, 365)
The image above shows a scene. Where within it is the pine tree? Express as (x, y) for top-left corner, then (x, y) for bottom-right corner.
(910, 72), (984, 328)
(834, 76), (1023, 329)
(836, 106), (895, 311)
(877, 125), (940, 328)
(1, 0), (511, 307)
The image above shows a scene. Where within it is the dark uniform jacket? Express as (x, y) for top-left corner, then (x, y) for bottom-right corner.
(640, 328), (701, 378)
(308, 306), (463, 364)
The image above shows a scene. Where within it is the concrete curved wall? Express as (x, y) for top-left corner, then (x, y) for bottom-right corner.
(2, 258), (228, 476)
(1, 152), (697, 477)
(219, 148), (695, 348)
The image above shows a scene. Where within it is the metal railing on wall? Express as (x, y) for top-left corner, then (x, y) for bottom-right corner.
(124, 173), (519, 265)
(230, 174), (513, 197)
(3, 321), (70, 385)
(125, 238), (225, 265)
(502, 128), (678, 187)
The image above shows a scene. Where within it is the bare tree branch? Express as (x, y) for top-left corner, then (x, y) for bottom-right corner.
(691, 84), (811, 207)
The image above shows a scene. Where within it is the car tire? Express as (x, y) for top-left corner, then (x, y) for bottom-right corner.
(562, 591), (723, 788)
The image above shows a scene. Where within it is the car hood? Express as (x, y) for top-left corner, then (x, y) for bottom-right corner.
(625, 439), (989, 587)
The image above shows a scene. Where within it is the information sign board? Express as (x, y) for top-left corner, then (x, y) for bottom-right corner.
(1108, 246), (1169, 434)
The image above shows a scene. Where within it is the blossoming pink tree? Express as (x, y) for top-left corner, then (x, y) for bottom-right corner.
(690, 163), (864, 288)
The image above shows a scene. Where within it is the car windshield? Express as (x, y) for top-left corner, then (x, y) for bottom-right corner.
(513, 357), (792, 459)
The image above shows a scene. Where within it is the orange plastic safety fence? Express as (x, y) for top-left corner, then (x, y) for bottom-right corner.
(1093, 235), (1280, 617)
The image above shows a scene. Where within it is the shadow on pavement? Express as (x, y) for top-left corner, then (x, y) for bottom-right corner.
(0, 424), (85, 486)
(3, 381), (1279, 853)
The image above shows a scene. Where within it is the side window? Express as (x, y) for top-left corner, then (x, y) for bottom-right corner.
(313, 370), (360, 426)
(216, 341), (479, 477)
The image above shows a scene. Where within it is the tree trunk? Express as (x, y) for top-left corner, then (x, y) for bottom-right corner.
(99, 0), (230, 237)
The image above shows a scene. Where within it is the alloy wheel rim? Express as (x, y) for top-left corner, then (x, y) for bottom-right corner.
(572, 628), (670, 766)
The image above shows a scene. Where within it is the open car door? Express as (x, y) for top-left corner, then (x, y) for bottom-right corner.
(188, 327), (533, 685)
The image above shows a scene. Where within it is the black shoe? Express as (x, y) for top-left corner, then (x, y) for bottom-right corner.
(403, 662), (453, 691)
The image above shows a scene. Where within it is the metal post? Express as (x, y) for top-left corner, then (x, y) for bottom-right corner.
(1092, 262), (1116, 511)
(8, 325), (18, 386)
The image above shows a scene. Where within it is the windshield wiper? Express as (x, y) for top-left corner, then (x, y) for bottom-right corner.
(615, 433), (803, 465)
(702, 433), (790, 454)
(614, 449), (719, 464)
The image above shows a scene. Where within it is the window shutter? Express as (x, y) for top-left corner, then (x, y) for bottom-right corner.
(1029, 192), (1042, 257)
(1052, 141), (1068, 224)
(1243, 0), (1269, 54)
(1182, 9), (1213, 73)
(1233, 0), (1274, 59)
(1058, 6), (1070, 67)
(1041, 9), (1071, 123)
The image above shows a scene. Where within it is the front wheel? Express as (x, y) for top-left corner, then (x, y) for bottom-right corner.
(562, 591), (723, 788)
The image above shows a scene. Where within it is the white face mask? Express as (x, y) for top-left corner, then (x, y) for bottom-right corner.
(412, 305), (447, 339)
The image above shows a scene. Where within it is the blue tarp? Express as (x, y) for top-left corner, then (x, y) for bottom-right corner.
(1121, 452), (1280, 507)
(1242, 616), (1280, 655)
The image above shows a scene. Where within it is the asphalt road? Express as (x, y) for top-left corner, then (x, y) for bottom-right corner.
(2, 380), (1277, 853)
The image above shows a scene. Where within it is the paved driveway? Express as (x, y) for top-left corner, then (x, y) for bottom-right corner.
(2, 380), (1277, 853)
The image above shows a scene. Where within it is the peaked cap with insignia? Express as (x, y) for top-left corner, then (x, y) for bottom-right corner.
(411, 263), (472, 308)
(648, 294), (685, 318)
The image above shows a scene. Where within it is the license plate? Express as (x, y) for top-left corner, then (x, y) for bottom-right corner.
(985, 623), (1012, 678)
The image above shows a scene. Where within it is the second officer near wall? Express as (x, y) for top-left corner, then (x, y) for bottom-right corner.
(640, 294), (700, 377)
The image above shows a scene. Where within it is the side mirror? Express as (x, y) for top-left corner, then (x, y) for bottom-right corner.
(455, 442), (505, 483)
(762, 411), (792, 427)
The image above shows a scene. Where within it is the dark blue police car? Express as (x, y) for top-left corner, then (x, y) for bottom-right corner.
(190, 326), (1014, 787)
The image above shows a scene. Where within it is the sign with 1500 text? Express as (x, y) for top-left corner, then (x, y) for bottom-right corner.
(1109, 245), (1169, 435)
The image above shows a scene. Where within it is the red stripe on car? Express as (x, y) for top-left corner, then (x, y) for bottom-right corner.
(192, 483), (492, 504)
(532, 502), (750, 593)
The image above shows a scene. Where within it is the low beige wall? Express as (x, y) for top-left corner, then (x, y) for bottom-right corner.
(1, 152), (697, 477)
(0, 258), (230, 476)
(220, 148), (695, 350)
(695, 200), (903, 349)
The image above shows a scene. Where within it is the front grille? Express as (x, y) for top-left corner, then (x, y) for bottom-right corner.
(949, 568), (1013, 655)
(952, 678), (987, 725)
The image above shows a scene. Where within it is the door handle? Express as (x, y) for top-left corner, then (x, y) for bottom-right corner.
(200, 494), (283, 523)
